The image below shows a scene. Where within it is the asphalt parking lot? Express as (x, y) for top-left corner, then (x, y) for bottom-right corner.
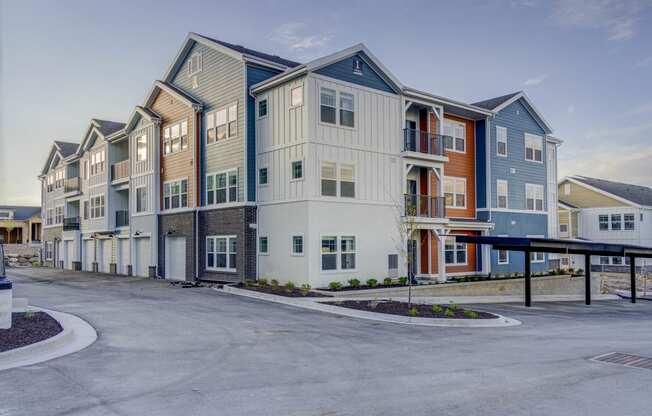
(2, 267), (651, 416)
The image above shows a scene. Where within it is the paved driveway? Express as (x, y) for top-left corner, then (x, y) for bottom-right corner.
(2, 268), (652, 416)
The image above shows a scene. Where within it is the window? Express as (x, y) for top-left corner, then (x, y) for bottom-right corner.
(136, 187), (147, 213)
(90, 150), (105, 175)
(83, 160), (89, 180)
(163, 120), (189, 155)
(228, 104), (237, 137)
(339, 164), (355, 198)
(564, 183), (571, 195)
(258, 168), (268, 186)
(55, 206), (63, 224)
(527, 235), (544, 263)
(206, 236), (236, 272)
(624, 214), (635, 230)
(45, 242), (53, 260)
(291, 86), (303, 106)
(83, 201), (89, 220)
(599, 215), (609, 230)
(321, 236), (338, 270)
(561, 257), (570, 267)
(163, 179), (188, 210)
(258, 99), (268, 118)
(320, 88), (336, 124)
(206, 170), (238, 205)
(46, 209), (53, 225)
(525, 133), (543, 162)
(321, 162), (337, 196)
(444, 237), (467, 265)
(525, 184), (544, 211)
(559, 224), (568, 233)
(259, 237), (268, 255)
(291, 160), (303, 180)
(46, 175), (54, 192)
(292, 235), (304, 256)
(600, 256), (610, 265)
(136, 134), (147, 161)
(206, 104), (237, 143)
(339, 93), (355, 127)
(498, 249), (509, 265)
(188, 52), (202, 76)
(497, 180), (508, 208)
(340, 236), (356, 270)
(496, 126), (507, 156)
(444, 177), (466, 208)
(443, 120), (466, 152)
(55, 170), (64, 189)
(90, 195), (105, 219)
(612, 256), (623, 265)
(610, 214), (622, 231)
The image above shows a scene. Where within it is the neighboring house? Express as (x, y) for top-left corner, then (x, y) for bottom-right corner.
(0, 206), (41, 245)
(557, 176), (652, 271)
(472, 92), (562, 276)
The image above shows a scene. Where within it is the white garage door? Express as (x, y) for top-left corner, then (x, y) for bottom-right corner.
(118, 238), (130, 275)
(65, 240), (74, 270)
(84, 240), (94, 271)
(165, 237), (186, 281)
(100, 239), (112, 273)
(134, 237), (150, 277)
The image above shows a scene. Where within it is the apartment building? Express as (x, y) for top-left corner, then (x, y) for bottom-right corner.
(39, 33), (560, 287)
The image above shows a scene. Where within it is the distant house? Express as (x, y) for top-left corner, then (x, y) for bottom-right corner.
(0, 206), (42, 244)
(557, 175), (652, 270)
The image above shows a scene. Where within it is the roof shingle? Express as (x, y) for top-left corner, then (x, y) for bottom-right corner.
(472, 92), (521, 110)
(571, 176), (652, 206)
(93, 119), (126, 137)
(195, 33), (301, 68)
(0, 206), (41, 221)
(54, 141), (79, 158)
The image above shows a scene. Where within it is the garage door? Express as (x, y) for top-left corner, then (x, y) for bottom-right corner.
(84, 240), (94, 271)
(134, 237), (150, 277)
(165, 237), (186, 281)
(55, 240), (63, 268)
(118, 238), (130, 275)
(65, 240), (74, 270)
(101, 239), (112, 273)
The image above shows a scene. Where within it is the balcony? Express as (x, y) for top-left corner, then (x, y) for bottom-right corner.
(403, 129), (448, 156)
(63, 217), (80, 231)
(111, 160), (129, 183)
(116, 210), (129, 228)
(404, 194), (446, 219)
(64, 177), (80, 194)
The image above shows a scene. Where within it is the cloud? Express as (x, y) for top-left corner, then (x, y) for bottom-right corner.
(636, 57), (652, 68)
(559, 145), (652, 187)
(621, 103), (652, 118)
(271, 23), (331, 51)
(567, 105), (575, 114)
(550, 0), (649, 41)
(523, 74), (548, 86)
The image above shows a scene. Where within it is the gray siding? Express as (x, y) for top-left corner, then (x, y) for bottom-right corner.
(315, 52), (396, 94)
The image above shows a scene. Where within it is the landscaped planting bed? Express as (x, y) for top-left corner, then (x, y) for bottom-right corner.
(321, 278), (409, 292)
(0, 312), (63, 352)
(324, 300), (497, 319)
(238, 281), (331, 298)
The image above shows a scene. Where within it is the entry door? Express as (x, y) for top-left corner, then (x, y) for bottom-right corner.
(407, 239), (418, 279)
(165, 237), (186, 281)
(406, 179), (418, 215)
(135, 237), (150, 277)
(405, 120), (417, 151)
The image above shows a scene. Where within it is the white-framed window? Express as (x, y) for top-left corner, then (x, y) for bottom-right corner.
(290, 86), (303, 107)
(45, 242), (53, 260)
(561, 257), (570, 267)
(624, 214), (635, 230)
(258, 167), (268, 186)
(90, 150), (105, 175)
(610, 214), (622, 231)
(258, 98), (268, 118)
(496, 126), (507, 156)
(46, 174), (54, 192)
(319, 87), (355, 128)
(525, 183), (544, 211)
(320, 162), (355, 198)
(206, 235), (236, 272)
(83, 160), (89, 180)
(525, 133), (543, 162)
(292, 235), (304, 256)
(444, 177), (466, 208)
(46, 209), (53, 225)
(55, 170), (64, 189)
(188, 52), (202, 77)
(527, 235), (545, 263)
(444, 236), (467, 265)
(600, 256), (610, 265)
(258, 236), (268, 255)
(320, 235), (356, 271)
(321, 162), (337, 196)
(291, 160), (303, 180)
(90, 195), (105, 219)
(559, 223), (568, 233)
(206, 170), (237, 205)
(339, 92), (355, 128)
(136, 187), (147, 213)
(136, 134), (147, 161)
(55, 205), (64, 224)
(443, 119), (466, 152)
(206, 103), (237, 144)
(564, 183), (571, 195)
(83, 201), (89, 220)
(320, 88), (336, 124)
(163, 120), (189, 155)
(497, 180), (508, 208)
(599, 214), (609, 230)
(612, 256), (623, 265)
(163, 179), (188, 210)
(497, 236), (509, 265)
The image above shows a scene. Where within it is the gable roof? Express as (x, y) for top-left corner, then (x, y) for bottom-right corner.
(472, 91), (553, 134)
(143, 80), (203, 111)
(93, 119), (125, 137)
(40, 140), (80, 176)
(0, 206), (41, 221)
(54, 141), (79, 158)
(124, 106), (161, 134)
(567, 176), (652, 207)
(195, 34), (300, 68)
(77, 118), (125, 153)
(251, 43), (403, 94)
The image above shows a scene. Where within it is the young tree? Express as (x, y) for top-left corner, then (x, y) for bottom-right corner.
(392, 194), (419, 308)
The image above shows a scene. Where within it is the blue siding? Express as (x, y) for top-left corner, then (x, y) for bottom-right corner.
(490, 211), (549, 274)
(315, 53), (396, 94)
(246, 64), (282, 201)
(475, 119), (487, 209)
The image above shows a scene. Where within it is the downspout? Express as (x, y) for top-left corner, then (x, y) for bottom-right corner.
(249, 86), (259, 280)
(194, 109), (201, 280)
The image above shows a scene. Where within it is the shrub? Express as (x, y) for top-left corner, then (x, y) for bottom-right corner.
(444, 308), (455, 318)
(463, 309), (479, 319)
(300, 283), (311, 296)
(366, 278), (378, 288)
(448, 302), (458, 311)
(24, 309), (35, 319)
(576, 268), (584, 275)
(398, 276), (408, 286)
(408, 307), (419, 317)
(329, 281), (343, 291)
(244, 279), (254, 288)
(270, 279), (279, 288)
(284, 281), (295, 293)
(258, 278), (268, 287)
(383, 277), (393, 286)
(432, 304), (443, 314)
(348, 278), (361, 288)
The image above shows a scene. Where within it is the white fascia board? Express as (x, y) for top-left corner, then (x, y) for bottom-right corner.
(566, 176), (642, 208)
(250, 66), (307, 94)
(124, 106), (161, 134)
(403, 88), (494, 117)
(493, 91), (553, 134)
(546, 135), (563, 145)
(242, 54), (288, 71)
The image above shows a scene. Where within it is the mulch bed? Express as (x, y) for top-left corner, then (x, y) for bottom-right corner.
(322, 283), (408, 292)
(236, 283), (331, 298)
(324, 300), (497, 319)
(0, 312), (63, 352)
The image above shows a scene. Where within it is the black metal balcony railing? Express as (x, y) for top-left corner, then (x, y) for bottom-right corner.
(63, 217), (80, 231)
(111, 160), (129, 182)
(403, 129), (446, 156)
(116, 210), (129, 228)
(404, 194), (446, 218)
(64, 177), (80, 193)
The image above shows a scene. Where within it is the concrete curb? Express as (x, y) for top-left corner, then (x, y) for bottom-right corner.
(0, 307), (98, 372)
(217, 286), (521, 328)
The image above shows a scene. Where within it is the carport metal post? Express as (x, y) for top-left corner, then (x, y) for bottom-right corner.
(584, 253), (591, 305)
(524, 250), (531, 307)
(629, 255), (636, 303)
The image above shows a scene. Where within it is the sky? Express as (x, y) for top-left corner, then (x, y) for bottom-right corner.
(1, 0), (651, 205)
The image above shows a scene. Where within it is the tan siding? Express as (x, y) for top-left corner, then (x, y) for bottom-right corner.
(558, 180), (626, 208)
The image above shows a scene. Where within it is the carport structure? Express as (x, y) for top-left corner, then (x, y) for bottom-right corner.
(455, 236), (652, 307)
